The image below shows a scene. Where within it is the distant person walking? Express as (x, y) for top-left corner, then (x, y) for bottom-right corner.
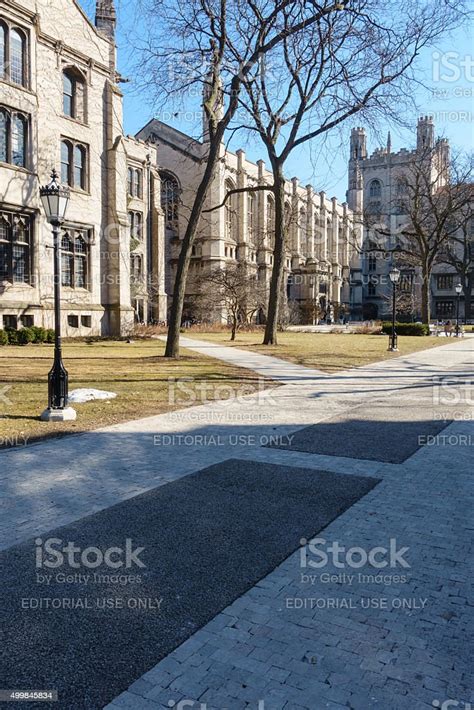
(444, 320), (453, 337)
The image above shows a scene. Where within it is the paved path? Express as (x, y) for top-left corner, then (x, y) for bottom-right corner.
(1, 337), (473, 709)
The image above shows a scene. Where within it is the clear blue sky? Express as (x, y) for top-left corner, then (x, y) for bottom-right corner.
(81, 0), (473, 202)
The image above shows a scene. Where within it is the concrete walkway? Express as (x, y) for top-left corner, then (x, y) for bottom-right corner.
(1, 337), (473, 709)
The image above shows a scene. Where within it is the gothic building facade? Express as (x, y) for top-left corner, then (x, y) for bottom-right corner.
(0, 0), (166, 337)
(347, 117), (472, 322)
(137, 118), (361, 324)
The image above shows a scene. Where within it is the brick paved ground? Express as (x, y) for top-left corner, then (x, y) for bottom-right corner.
(1, 338), (472, 709)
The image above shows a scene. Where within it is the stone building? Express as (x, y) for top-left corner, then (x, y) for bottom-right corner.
(137, 117), (361, 324)
(0, 0), (166, 337)
(347, 117), (472, 322)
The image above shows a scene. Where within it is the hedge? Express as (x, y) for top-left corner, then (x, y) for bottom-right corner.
(382, 322), (429, 336)
(0, 327), (55, 345)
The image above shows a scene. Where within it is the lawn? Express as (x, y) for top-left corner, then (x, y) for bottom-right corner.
(0, 339), (271, 448)
(192, 330), (452, 372)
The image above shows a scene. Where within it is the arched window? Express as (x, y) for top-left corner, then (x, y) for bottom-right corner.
(12, 114), (26, 167)
(0, 107), (28, 168)
(63, 73), (74, 117)
(62, 68), (86, 120)
(61, 139), (87, 188)
(10, 28), (25, 86)
(396, 177), (408, 195)
(74, 144), (86, 189)
(369, 179), (382, 198)
(129, 211), (143, 242)
(224, 179), (237, 242)
(0, 109), (7, 163)
(159, 171), (180, 236)
(0, 23), (6, 79)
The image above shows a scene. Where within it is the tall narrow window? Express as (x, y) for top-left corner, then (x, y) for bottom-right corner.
(10, 29), (25, 86)
(74, 235), (87, 288)
(224, 179), (237, 242)
(0, 23), (6, 79)
(62, 69), (86, 121)
(61, 235), (73, 286)
(267, 196), (275, 249)
(74, 145), (85, 189)
(159, 171), (180, 236)
(0, 109), (7, 163)
(63, 73), (74, 117)
(61, 141), (71, 185)
(12, 114), (26, 167)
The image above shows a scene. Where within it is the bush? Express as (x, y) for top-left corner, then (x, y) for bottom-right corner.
(0, 329), (8, 346)
(17, 327), (35, 345)
(382, 322), (429, 336)
(30, 326), (47, 343)
(45, 329), (55, 344)
(5, 327), (19, 345)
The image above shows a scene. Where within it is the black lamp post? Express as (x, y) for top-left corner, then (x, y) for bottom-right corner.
(388, 266), (401, 352)
(39, 170), (76, 422)
(455, 282), (463, 337)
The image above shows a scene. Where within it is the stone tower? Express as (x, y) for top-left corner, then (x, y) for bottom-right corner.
(416, 115), (435, 151)
(95, 0), (116, 41)
(347, 127), (366, 213)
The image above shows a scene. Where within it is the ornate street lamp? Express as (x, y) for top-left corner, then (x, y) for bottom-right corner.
(39, 170), (76, 422)
(388, 266), (401, 352)
(455, 282), (463, 337)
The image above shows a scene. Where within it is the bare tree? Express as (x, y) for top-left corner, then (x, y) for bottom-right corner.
(232, 0), (468, 344)
(137, 0), (347, 357)
(436, 199), (474, 321)
(193, 264), (267, 340)
(364, 146), (473, 323)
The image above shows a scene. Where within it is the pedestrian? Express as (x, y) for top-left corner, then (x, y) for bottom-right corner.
(444, 320), (453, 337)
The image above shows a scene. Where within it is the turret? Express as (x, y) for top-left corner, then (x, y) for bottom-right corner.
(350, 127), (367, 162)
(417, 116), (435, 151)
(95, 0), (116, 41)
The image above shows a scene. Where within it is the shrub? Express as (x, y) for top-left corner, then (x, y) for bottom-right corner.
(382, 322), (429, 336)
(5, 327), (19, 345)
(0, 329), (8, 346)
(45, 329), (55, 344)
(17, 327), (35, 345)
(30, 326), (47, 343)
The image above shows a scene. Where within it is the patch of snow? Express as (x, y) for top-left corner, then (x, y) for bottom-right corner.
(68, 389), (117, 404)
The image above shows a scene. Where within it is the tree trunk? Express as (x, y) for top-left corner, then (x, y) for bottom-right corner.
(165, 140), (221, 358)
(420, 266), (431, 324)
(263, 169), (286, 345)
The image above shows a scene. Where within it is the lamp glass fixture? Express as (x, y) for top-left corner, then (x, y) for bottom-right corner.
(40, 169), (70, 224)
(389, 267), (401, 284)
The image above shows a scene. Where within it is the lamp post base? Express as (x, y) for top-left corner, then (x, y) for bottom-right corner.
(40, 407), (77, 422)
